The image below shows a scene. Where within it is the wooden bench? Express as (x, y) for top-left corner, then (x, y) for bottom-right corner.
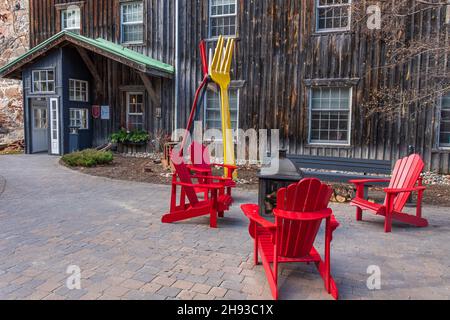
(287, 155), (392, 197)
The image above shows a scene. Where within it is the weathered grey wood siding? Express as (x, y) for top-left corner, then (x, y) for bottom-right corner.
(174, 0), (450, 173)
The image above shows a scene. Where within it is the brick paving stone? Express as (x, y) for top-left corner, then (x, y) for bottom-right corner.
(156, 286), (181, 298)
(209, 287), (228, 298)
(1, 154), (449, 300)
(177, 290), (196, 300)
(172, 280), (194, 290)
(121, 279), (145, 290)
(191, 283), (212, 294)
(152, 276), (176, 287)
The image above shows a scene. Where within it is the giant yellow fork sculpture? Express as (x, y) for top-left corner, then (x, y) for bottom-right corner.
(210, 36), (237, 179)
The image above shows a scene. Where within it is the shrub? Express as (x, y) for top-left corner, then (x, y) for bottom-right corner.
(61, 149), (113, 167)
(110, 129), (150, 144)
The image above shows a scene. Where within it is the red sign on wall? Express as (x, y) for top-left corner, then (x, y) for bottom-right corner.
(92, 105), (100, 119)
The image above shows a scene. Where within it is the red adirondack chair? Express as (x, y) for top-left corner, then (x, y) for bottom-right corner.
(349, 154), (428, 233)
(162, 152), (233, 228)
(187, 141), (237, 199)
(241, 178), (340, 300)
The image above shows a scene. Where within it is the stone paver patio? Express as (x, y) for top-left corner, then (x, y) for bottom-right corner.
(0, 154), (449, 300)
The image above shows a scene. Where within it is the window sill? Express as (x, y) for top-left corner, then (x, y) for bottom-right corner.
(121, 41), (145, 47)
(306, 143), (352, 148)
(204, 36), (240, 43)
(312, 29), (352, 36)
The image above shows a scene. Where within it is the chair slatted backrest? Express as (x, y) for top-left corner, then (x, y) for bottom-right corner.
(275, 178), (333, 258)
(171, 152), (199, 206)
(386, 154), (424, 212)
(189, 141), (212, 174)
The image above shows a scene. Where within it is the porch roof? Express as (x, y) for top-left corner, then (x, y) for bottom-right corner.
(0, 30), (175, 80)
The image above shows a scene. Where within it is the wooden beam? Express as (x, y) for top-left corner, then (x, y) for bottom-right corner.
(76, 47), (103, 91)
(139, 72), (159, 105)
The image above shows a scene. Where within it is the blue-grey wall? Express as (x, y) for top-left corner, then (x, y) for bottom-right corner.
(22, 48), (63, 155)
(61, 46), (93, 153)
(22, 46), (93, 155)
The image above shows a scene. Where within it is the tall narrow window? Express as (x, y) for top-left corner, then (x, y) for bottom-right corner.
(32, 70), (55, 93)
(121, 1), (144, 44)
(127, 92), (144, 130)
(61, 6), (81, 32)
(309, 87), (351, 145)
(204, 88), (239, 133)
(440, 94), (450, 147)
(316, 0), (351, 32)
(69, 79), (89, 102)
(209, 0), (237, 38)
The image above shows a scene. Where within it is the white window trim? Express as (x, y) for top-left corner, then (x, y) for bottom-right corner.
(32, 70), (55, 94)
(203, 88), (240, 143)
(438, 95), (450, 149)
(69, 108), (89, 130)
(208, 0), (238, 39)
(69, 79), (89, 102)
(126, 91), (145, 130)
(61, 6), (81, 31)
(120, 1), (144, 45)
(307, 86), (352, 147)
(315, 0), (352, 33)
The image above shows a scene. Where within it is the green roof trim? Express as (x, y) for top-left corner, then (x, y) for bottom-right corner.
(0, 30), (174, 78)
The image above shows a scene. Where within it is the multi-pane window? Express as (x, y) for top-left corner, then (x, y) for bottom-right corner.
(209, 0), (237, 37)
(440, 94), (450, 147)
(69, 108), (89, 129)
(205, 89), (239, 133)
(309, 87), (351, 145)
(69, 79), (89, 102)
(61, 6), (81, 32)
(33, 108), (48, 129)
(32, 70), (55, 93)
(121, 1), (144, 44)
(316, 0), (351, 32)
(127, 92), (144, 130)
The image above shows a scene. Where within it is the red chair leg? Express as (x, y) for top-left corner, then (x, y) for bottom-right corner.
(356, 207), (363, 221)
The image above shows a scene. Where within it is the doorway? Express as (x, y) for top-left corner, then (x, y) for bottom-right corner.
(31, 99), (48, 153)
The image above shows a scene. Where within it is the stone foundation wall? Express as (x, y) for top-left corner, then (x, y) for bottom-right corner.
(0, 0), (28, 144)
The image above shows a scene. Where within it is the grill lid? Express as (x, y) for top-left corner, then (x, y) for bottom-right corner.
(259, 150), (303, 179)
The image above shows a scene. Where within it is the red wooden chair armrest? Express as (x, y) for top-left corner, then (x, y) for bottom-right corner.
(349, 179), (391, 185)
(187, 165), (210, 173)
(273, 208), (332, 221)
(383, 186), (426, 194)
(195, 175), (233, 182)
(241, 204), (276, 229)
(211, 163), (238, 170)
(173, 181), (224, 190)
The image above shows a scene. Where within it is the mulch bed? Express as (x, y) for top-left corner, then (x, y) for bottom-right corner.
(63, 154), (450, 207)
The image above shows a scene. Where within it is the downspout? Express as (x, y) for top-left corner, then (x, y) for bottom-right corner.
(174, 0), (179, 136)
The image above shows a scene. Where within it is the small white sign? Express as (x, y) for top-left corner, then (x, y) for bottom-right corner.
(101, 105), (110, 120)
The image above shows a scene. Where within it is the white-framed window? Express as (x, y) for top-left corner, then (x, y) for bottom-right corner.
(33, 108), (48, 129)
(61, 6), (81, 32)
(308, 87), (352, 145)
(120, 1), (144, 44)
(126, 92), (144, 130)
(316, 0), (351, 32)
(32, 70), (55, 93)
(69, 108), (89, 129)
(204, 88), (239, 133)
(209, 0), (237, 38)
(439, 94), (450, 148)
(69, 79), (89, 102)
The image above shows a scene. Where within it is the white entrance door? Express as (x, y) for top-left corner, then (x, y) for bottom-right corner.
(49, 98), (60, 155)
(31, 100), (48, 153)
